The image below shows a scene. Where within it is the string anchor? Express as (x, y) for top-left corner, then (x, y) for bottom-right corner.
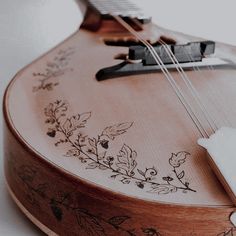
(96, 41), (219, 81)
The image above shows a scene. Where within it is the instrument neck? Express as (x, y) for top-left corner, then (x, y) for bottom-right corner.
(83, 0), (151, 24)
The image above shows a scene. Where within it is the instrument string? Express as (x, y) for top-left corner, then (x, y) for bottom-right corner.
(129, 17), (232, 132)
(176, 44), (232, 127)
(184, 50), (233, 127)
(113, 15), (210, 138)
(157, 28), (233, 127)
(180, 48), (232, 127)
(131, 18), (218, 132)
(158, 38), (218, 132)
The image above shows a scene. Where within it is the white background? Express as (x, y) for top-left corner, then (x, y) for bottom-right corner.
(1, 0), (236, 235)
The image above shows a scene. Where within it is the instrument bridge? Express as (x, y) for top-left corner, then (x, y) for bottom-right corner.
(96, 41), (232, 81)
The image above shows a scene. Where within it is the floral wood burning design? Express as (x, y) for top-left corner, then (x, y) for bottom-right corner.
(44, 100), (196, 195)
(32, 47), (74, 92)
(10, 163), (235, 236)
(8, 157), (236, 236)
(17, 165), (161, 235)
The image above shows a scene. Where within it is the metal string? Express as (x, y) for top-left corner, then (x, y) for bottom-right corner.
(127, 17), (233, 133)
(113, 15), (210, 138)
(182, 47), (233, 127)
(180, 46), (232, 127)
(157, 27), (233, 127)
(158, 38), (218, 132)
(130, 18), (218, 133)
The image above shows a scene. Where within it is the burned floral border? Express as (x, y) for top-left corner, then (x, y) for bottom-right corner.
(44, 100), (196, 195)
(32, 48), (74, 92)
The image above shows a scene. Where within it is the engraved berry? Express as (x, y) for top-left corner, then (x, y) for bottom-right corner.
(107, 156), (114, 162)
(136, 182), (144, 189)
(47, 129), (56, 138)
(100, 139), (109, 149)
(162, 176), (173, 182)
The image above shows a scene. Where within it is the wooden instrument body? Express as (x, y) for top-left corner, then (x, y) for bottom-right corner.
(3, 6), (236, 236)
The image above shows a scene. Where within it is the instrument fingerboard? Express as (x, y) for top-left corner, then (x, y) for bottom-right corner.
(87, 0), (151, 23)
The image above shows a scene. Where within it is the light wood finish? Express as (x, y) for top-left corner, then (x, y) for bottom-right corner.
(3, 4), (236, 236)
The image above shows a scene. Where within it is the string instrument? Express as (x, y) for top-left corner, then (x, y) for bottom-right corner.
(3, 0), (236, 235)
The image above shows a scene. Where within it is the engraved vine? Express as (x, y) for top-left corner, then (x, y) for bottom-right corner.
(13, 163), (233, 235)
(17, 165), (161, 235)
(11, 156), (236, 236)
(32, 47), (74, 92)
(44, 100), (196, 194)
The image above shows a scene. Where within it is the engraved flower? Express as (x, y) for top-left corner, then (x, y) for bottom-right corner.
(100, 139), (109, 149)
(169, 151), (190, 168)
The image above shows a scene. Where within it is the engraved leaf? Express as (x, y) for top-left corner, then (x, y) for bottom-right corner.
(178, 171), (185, 179)
(99, 165), (108, 170)
(63, 112), (91, 135)
(88, 138), (96, 147)
(102, 122), (133, 140)
(65, 149), (80, 157)
(86, 162), (99, 169)
(57, 100), (68, 112)
(108, 216), (130, 227)
(169, 151), (190, 168)
(76, 112), (91, 128)
(148, 184), (177, 194)
(137, 169), (145, 177)
(116, 162), (127, 170)
(142, 227), (160, 236)
(63, 119), (73, 134)
(116, 144), (137, 176)
(120, 178), (131, 184)
(75, 209), (104, 235)
(110, 174), (119, 179)
(50, 199), (63, 221)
